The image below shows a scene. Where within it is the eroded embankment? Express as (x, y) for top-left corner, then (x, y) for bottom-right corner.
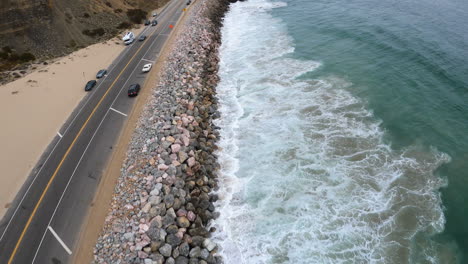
(92, 0), (234, 263)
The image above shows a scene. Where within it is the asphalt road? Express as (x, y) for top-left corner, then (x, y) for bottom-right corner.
(0, 0), (188, 263)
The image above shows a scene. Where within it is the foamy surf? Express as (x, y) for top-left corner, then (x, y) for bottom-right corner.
(212, 0), (450, 263)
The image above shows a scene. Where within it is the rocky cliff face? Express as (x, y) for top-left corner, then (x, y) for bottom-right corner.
(0, 0), (167, 59)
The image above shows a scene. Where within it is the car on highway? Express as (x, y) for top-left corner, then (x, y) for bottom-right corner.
(124, 38), (135, 45)
(85, 80), (97, 91)
(96, 69), (107, 78)
(128, 83), (141, 97)
(139, 35), (147, 41)
(144, 20), (150, 26)
(151, 20), (158, 26)
(152, 12), (157, 17)
(142, 63), (152, 73)
(187, 1), (191, 5)
(122, 31), (134, 41)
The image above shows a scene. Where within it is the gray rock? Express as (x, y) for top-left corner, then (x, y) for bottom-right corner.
(203, 239), (217, 251)
(172, 247), (180, 258)
(167, 207), (177, 218)
(189, 258), (199, 264)
(179, 242), (190, 257)
(159, 243), (173, 257)
(167, 224), (179, 234)
(166, 234), (182, 246)
(190, 236), (205, 247)
(175, 256), (189, 264)
(152, 253), (165, 264)
(164, 194), (175, 208)
(147, 227), (161, 241)
(200, 249), (209, 260)
(123, 232), (135, 242)
(166, 257), (176, 264)
(189, 247), (202, 258)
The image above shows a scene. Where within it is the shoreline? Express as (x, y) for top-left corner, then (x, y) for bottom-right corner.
(92, 0), (234, 263)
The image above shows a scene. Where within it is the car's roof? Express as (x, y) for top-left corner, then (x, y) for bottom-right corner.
(144, 63), (152, 67)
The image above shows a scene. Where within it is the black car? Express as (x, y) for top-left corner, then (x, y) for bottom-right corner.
(85, 80), (97, 91)
(96, 69), (107, 78)
(151, 20), (158, 26)
(187, 1), (191, 5)
(139, 35), (147, 41)
(144, 20), (150, 26)
(128, 83), (140, 97)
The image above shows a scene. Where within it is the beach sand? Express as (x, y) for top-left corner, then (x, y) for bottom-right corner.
(0, 28), (145, 217)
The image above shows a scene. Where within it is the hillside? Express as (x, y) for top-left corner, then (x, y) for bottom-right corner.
(0, 0), (169, 78)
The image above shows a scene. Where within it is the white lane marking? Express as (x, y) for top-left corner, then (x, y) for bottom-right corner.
(47, 226), (72, 255)
(32, 1), (187, 261)
(110, 107), (128, 117)
(0, 13), (138, 243)
(141, 58), (155, 63)
(57, 132), (63, 138)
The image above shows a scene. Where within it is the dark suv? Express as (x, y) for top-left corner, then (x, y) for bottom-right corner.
(127, 84), (141, 97)
(151, 20), (158, 26)
(85, 80), (97, 91)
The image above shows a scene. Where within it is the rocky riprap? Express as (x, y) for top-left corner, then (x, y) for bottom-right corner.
(93, 0), (235, 263)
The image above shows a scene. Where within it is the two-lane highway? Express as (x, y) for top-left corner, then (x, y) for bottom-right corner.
(0, 0), (189, 262)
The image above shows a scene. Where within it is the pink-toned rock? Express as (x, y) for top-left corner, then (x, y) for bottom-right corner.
(187, 211), (196, 221)
(176, 208), (187, 217)
(170, 153), (178, 160)
(158, 164), (169, 171)
(172, 160), (181, 166)
(149, 157), (155, 166)
(139, 223), (149, 233)
(171, 144), (181, 153)
(138, 251), (148, 259)
(166, 136), (175, 143)
(182, 117), (190, 126)
(181, 135), (190, 146)
(187, 157), (196, 167)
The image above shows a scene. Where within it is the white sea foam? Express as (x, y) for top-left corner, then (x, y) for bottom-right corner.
(212, 0), (450, 263)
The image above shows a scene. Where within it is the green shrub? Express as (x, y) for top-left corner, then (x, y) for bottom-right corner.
(19, 52), (35, 62)
(117, 21), (131, 29)
(126, 9), (147, 24)
(82, 28), (105, 37)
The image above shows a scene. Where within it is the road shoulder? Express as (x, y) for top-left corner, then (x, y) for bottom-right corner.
(71, 3), (193, 263)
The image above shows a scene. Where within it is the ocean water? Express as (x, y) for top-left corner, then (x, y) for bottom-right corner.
(212, 0), (468, 263)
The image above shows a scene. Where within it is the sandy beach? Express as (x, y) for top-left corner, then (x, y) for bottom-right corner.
(0, 28), (146, 217)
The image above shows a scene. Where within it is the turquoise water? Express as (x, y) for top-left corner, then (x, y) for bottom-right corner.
(213, 0), (468, 263)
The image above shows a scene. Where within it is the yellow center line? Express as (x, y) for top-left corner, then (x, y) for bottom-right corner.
(7, 12), (168, 264)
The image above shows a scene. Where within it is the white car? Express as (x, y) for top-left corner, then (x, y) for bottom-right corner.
(122, 31), (135, 41)
(124, 38), (135, 45)
(142, 63), (152, 72)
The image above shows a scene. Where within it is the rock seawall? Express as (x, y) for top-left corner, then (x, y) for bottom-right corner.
(93, 0), (234, 263)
